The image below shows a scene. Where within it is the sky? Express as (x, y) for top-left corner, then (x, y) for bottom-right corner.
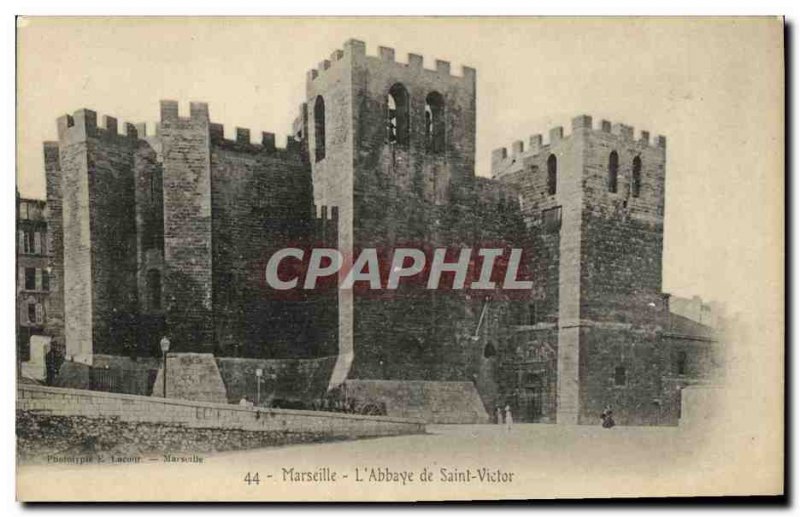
(16, 17), (783, 315)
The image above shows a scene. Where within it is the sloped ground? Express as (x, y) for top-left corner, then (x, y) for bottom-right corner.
(343, 380), (490, 424)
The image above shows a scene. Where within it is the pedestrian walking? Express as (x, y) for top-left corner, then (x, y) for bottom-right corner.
(504, 405), (513, 431)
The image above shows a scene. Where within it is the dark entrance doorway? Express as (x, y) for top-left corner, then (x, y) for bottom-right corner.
(520, 373), (544, 422)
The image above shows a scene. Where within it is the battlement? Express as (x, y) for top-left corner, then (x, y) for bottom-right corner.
(159, 100), (209, 124)
(307, 38), (476, 85)
(312, 204), (339, 246)
(315, 204), (339, 219)
(57, 108), (142, 142)
(491, 114), (666, 176)
(208, 122), (301, 156)
(43, 140), (59, 155)
(152, 100), (301, 157)
(581, 115), (665, 148)
(292, 102), (308, 141)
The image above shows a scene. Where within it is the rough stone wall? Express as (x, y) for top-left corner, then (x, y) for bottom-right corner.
(86, 122), (140, 356)
(48, 100), (338, 363)
(216, 356), (337, 405)
(479, 137), (714, 425)
(349, 41), (476, 245)
(151, 353), (227, 403)
(578, 327), (666, 425)
(659, 315), (723, 425)
(57, 115), (92, 363)
(307, 40), (494, 384)
(17, 384), (424, 462)
(17, 412), (336, 463)
(133, 134), (166, 356)
(40, 55), (709, 429)
(493, 125), (578, 422)
(53, 355), (340, 406)
(439, 184), (532, 392)
(494, 138), (566, 322)
(494, 325), (559, 423)
(158, 101), (214, 351)
(342, 380), (489, 424)
(306, 41), (358, 386)
(18, 384), (424, 434)
(209, 132), (329, 358)
(574, 119), (671, 425)
(493, 115), (675, 424)
(43, 143), (65, 346)
(579, 326), (719, 427)
(346, 192), (529, 384)
(493, 118), (666, 323)
(55, 110), (139, 361)
(578, 121), (667, 321)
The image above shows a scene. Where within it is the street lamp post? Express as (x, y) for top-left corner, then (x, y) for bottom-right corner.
(255, 368), (263, 407)
(160, 337), (171, 398)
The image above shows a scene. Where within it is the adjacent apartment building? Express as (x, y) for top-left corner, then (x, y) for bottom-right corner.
(16, 194), (50, 362)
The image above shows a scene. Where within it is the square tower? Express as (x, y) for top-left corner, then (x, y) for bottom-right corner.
(494, 115), (668, 424)
(52, 110), (140, 363)
(304, 39), (477, 386)
(158, 101), (215, 351)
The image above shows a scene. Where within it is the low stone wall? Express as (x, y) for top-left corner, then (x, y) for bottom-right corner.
(17, 384), (425, 462)
(52, 354), (338, 405)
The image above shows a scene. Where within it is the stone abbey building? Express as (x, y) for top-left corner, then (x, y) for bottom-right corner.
(40, 39), (720, 425)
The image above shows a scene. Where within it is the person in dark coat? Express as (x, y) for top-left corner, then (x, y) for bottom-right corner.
(601, 406), (615, 428)
(45, 344), (60, 386)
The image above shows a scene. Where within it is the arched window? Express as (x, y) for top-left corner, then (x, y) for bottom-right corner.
(676, 350), (688, 376)
(632, 156), (642, 198)
(547, 154), (557, 195)
(425, 91), (445, 153)
(483, 342), (497, 359)
(614, 366), (627, 386)
(313, 96), (326, 162)
(146, 269), (161, 311)
(387, 83), (409, 146)
(608, 151), (619, 193)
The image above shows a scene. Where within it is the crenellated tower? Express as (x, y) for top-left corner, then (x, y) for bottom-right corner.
(47, 100), (328, 362)
(494, 115), (669, 424)
(52, 109), (141, 363)
(304, 39), (478, 386)
(158, 100), (215, 351)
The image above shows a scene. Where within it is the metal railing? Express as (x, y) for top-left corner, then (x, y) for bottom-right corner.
(86, 367), (157, 396)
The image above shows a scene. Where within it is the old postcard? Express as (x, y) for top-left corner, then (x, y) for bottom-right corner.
(15, 17), (784, 501)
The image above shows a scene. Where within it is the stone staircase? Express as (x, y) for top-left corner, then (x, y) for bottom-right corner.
(343, 380), (490, 424)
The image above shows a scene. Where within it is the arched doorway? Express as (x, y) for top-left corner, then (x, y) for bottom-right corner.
(520, 373), (544, 422)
